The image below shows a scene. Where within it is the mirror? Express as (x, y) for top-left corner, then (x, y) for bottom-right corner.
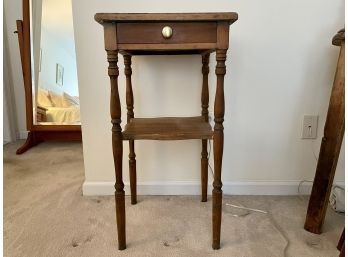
(30, 0), (80, 125)
(15, 0), (82, 154)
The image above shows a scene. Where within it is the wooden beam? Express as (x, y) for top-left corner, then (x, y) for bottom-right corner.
(304, 29), (345, 234)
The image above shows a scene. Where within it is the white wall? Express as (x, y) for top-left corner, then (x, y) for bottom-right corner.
(72, 0), (345, 195)
(38, 0), (79, 96)
(73, 0), (345, 196)
(4, 0), (344, 194)
(38, 27), (79, 96)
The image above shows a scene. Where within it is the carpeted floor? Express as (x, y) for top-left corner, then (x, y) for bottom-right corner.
(4, 141), (344, 257)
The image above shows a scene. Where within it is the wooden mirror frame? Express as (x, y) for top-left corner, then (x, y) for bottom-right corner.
(15, 0), (82, 154)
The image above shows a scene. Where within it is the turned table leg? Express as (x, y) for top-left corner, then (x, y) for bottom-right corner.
(212, 49), (226, 250)
(201, 53), (210, 202)
(107, 50), (126, 250)
(124, 54), (137, 205)
(201, 140), (208, 202)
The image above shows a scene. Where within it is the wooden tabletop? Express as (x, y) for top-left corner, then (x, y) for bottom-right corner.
(95, 12), (238, 24)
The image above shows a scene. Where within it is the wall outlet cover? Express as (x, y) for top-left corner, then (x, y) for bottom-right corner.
(302, 115), (318, 139)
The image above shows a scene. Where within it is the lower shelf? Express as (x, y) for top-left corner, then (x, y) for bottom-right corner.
(123, 116), (213, 140)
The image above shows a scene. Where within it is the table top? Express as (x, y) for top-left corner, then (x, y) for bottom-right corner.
(95, 12), (238, 24)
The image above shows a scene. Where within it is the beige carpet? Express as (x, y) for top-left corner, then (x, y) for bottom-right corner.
(4, 141), (344, 257)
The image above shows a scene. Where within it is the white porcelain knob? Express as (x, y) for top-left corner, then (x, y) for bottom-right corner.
(162, 26), (173, 39)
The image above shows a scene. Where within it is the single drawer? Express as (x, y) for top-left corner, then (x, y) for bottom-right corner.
(117, 22), (217, 44)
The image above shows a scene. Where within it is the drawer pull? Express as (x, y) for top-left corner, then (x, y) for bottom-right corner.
(161, 26), (173, 39)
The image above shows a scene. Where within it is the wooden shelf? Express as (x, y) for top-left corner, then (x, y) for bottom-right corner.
(123, 116), (213, 140)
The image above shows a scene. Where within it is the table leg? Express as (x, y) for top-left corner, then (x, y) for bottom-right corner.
(212, 49), (226, 250)
(108, 50), (126, 250)
(124, 55), (137, 205)
(201, 53), (210, 202)
(201, 139), (208, 202)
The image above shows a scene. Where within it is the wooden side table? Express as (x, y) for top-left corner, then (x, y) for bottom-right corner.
(95, 12), (238, 250)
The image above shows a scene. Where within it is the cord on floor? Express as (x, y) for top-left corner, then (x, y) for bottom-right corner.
(225, 202), (290, 257)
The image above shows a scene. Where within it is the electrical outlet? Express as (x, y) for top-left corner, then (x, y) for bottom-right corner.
(302, 115), (318, 139)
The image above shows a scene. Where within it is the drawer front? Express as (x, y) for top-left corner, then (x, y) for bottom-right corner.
(117, 22), (217, 44)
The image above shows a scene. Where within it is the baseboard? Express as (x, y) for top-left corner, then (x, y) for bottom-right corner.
(82, 180), (345, 196)
(17, 130), (28, 140)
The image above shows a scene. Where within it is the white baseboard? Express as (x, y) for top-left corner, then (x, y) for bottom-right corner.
(17, 131), (28, 140)
(82, 180), (345, 196)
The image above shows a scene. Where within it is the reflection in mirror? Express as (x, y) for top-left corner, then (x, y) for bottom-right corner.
(31, 0), (80, 125)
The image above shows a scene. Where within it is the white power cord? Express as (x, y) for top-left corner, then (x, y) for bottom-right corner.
(297, 180), (313, 201)
(329, 185), (345, 213)
(225, 202), (290, 257)
(225, 203), (268, 214)
(297, 179), (345, 214)
(208, 135), (343, 257)
(308, 139), (345, 213)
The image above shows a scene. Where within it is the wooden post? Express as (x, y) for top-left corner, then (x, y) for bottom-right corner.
(201, 53), (210, 202)
(337, 229), (345, 257)
(22, 0), (33, 130)
(108, 50), (126, 250)
(304, 29), (345, 234)
(212, 49), (227, 250)
(124, 55), (137, 205)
